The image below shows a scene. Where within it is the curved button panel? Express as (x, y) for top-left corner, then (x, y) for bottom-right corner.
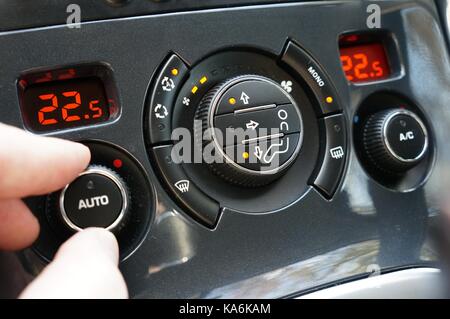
(152, 145), (220, 227)
(148, 54), (189, 144)
(312, 114), (347, 198)
(281, 41), (341, 116)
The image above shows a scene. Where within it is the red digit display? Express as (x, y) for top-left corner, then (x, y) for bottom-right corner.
(38, 93), (58, 125)
(21, 77), (109, 132)
(61, 91), (82, 122)
(339, 43), (391, 83)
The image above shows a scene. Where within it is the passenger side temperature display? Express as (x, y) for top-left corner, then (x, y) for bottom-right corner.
(339, 42), (391, 83)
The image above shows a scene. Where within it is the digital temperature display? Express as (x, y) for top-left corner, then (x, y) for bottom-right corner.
(339, 42), (391, 83)
(20, 77), (110, 132)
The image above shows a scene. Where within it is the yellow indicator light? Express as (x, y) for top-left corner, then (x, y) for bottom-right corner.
(200, 76), (208, 84)
(242, 152), (249, 159)
(228, 97), (236, 105)
(326, 96), (333, 104)
(191, 86), (198, 94)
(171, 68), (179, 76)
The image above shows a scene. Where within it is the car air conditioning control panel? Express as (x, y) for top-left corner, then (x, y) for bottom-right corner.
(0, 0), (447, 298)
(147, 44), (347, 227)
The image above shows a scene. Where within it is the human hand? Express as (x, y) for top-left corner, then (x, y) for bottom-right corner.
(0, 123), (128, 298)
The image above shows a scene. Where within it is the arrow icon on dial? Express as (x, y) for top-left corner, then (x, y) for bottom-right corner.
(240, 92), (250, 105)
(254, 146), (263, 160)
(246, 120), (259, 130)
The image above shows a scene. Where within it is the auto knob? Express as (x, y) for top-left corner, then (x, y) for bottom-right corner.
(58, 165), (130, 231)
(195, 75), (303, 187)
(363, 109), (429, 173)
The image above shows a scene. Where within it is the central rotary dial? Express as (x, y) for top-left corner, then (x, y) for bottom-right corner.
(196, 75), (303, 187)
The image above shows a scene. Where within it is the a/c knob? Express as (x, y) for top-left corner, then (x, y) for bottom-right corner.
(363, 109), (429, 173)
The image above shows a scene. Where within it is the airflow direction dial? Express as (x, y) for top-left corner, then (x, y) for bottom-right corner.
(195, 75), (303, 187)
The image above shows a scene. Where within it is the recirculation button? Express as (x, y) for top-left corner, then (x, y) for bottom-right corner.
(148, 54), (189, 144)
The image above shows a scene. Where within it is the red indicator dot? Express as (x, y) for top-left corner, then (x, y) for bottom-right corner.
(19, 79), (28, 87)
(113, 159), (123, 169)
(345, 35), (359, 42)
(84, 114), (90, 119)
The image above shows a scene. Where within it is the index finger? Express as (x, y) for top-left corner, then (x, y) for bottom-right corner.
(0, 123), (90, 199)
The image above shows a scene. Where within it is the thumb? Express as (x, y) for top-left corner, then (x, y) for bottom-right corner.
(19, 228), (128, 299)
